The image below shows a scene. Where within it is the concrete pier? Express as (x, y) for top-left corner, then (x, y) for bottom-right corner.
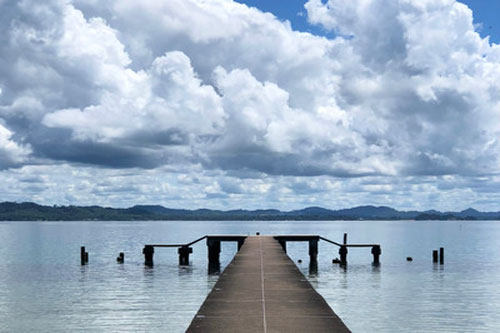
(187, 236), (350, 332)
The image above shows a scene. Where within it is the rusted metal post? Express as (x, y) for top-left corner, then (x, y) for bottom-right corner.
(371, 245), (381, 264)
(178, 246), (193, 266)
(143, 245), (154, 266)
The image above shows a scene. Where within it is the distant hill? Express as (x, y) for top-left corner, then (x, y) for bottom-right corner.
(0, 201), (499, 221)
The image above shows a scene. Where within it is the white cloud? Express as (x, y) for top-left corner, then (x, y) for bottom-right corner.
(0, 123), (30, 168)
(1, 0), (500, 209)
(43, 51), (224, 146)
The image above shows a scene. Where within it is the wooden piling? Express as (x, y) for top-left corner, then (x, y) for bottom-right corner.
(343, 233), (347, 245)
(371, 245), (381, 264)
(178, 246), (193, 266)
(207, 239), (221, 266)
(143, 245), (154, 266)
(339, 246), (348, 265)
(117, 252), (124, 263)
(439, 247), (444, 265)
(433, 250), (438, 263)
(81, 246), (86, 265)
(309, 239), (318, 263)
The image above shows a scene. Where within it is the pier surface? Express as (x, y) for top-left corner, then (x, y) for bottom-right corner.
(187, 236), (350, 332)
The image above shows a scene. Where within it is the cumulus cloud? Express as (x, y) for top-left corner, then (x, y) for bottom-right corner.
(305, 0), (500, 176)
(1, 0), (500, 209)
(0, 122), (30, 169)
(42, 50), (224, 167)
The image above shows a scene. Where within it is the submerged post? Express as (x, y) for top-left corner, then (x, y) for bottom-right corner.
(81, 246), (86, 265)
(207, 239), (221, 266)
(143, 245), (154, 266)
(117, 252), (124, 263)
(433, 250), (438, 263)
(339, 246), (348, 266)
(178, 246), (193, 266)
(439, 247), (444, 265)
(309, 239), (318, 263)
(371, 245), (381, 264)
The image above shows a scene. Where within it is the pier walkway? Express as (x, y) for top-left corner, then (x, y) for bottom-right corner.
(187, 236), (351, 332)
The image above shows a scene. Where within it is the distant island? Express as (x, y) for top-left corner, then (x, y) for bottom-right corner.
(0, 202), (499, 221)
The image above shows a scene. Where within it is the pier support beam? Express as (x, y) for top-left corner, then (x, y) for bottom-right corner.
(207, 239), (221, 266)
(309, 239), (318, 263)
(178, 246), (193, 266)
(143, 245), (154, 266)
(339, 246), (348, 266)
(371, 245), (381, 264)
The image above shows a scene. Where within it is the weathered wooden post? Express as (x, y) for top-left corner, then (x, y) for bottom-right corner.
(81, 246), (86, 265)
(309, 260), (318, 275)
(143, 245), (154, 266)
(85, 252), (89, 263)
(439, 247), (444, 265)
(178, 246), (193, 266)
(116, 252), (124, 263)
(339, 246), (348, 265)
(433, 250), (438, 263)
(207, 238), (221, 266)
(309, 239), (318, 263)
(371, 245), (381, 264)
(279, 240), (287, 253)
(339, 233), (348, 265)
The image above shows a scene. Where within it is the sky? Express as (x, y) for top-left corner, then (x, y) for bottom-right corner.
(1, 0), (500, 211)
(236, 0), (500, 43)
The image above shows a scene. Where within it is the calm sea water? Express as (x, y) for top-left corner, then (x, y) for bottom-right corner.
(0, 220), (499, 332)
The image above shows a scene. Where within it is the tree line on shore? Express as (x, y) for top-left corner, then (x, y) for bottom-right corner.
(0, 202), (498, 221)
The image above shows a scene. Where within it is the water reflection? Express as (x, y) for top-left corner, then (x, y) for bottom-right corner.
(178, 265), (194, 276)
(207, 263), (221, 275)
(371, 263), (381, 273)
(142, 266), (154, 278)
